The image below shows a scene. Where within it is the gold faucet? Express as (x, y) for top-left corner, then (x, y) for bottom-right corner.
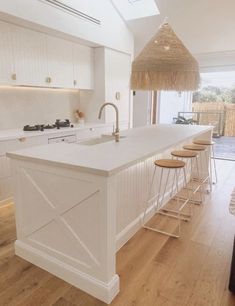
(98, 103), (120, 142)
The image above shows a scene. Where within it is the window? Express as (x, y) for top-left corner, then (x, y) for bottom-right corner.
(112, 0), (160, 20)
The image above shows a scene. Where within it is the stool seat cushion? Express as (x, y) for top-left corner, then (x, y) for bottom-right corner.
(171, 150), (198, 158)
(183, 144), (206, 151)
(154, 159), (185, 168)
(193, 139), (215, 146)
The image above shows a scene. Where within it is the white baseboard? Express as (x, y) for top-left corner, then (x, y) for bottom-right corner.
(15, 240), (119, 304)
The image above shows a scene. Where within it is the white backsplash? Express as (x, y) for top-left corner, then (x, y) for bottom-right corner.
(0, 87), (80, 130)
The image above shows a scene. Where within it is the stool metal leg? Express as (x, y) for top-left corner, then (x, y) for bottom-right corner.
(195, 155), (204, 204)
(205, 150), (212, 193)
(159, 168), (170, 209)
(143, 167), (182, 238)
(156, 167), (164, 211)
(175, 168), (181, 237)
(211, 144), (218, 184)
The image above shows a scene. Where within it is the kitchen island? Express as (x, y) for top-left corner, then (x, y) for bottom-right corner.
(7, 124), (212, 304)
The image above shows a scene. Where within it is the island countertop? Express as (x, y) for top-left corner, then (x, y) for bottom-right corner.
(7, 124), (212, 176)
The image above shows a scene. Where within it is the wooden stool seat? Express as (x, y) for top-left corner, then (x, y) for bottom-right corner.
(154, 159), (185, 168)
(183, 144), (206, 151)
(193, 139), (215, 146)
(171, 150), (198, 158)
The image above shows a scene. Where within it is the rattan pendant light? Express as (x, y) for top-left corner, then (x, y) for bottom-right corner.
(130, 22), (200, 91)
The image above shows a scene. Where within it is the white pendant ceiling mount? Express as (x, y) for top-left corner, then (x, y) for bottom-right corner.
(130, 22), (200, 91)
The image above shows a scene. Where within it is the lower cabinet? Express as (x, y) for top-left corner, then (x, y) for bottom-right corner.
(0, 155), (12, 203)
(0, 136), (48, 205)
(0, 125), (115, 204)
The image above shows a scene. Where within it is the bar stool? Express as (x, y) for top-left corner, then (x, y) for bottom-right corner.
(183, 144), (212, 193)
(142, 159), (190, 238)
(193, 139), (217, 184)
(170, 150), (203, 205)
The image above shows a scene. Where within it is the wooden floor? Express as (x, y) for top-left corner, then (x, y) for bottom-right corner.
(1, 160), (235, 306)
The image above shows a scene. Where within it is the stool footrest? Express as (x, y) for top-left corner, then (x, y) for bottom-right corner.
(143, 225), (179, 238)
(192, 176), (210, 184)
(160, 209), (191, 221)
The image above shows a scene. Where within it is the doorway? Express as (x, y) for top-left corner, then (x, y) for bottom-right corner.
(192, 71), (235, 160)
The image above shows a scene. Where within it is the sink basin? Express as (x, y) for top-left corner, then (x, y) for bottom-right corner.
(78, 134), (126, 146)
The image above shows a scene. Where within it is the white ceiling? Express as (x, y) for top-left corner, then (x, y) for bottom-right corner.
(125, 0), (235, 56)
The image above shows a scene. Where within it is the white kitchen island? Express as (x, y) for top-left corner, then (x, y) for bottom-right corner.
(7, 124), (212, 304)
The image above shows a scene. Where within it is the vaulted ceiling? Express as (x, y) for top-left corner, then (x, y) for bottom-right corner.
(125, 0), (235, 56)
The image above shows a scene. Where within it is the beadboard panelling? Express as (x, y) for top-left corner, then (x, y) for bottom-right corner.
(115, 140), (209, 250)
(14, 26), (48, 86)
(0, 21), (15, 85)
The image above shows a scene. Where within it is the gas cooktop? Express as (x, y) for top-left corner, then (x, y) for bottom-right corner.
(23, 119), (74, 131)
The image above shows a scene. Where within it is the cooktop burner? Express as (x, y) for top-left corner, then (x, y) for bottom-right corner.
(43, 124), (56, 129)
(23, 125), (44, 131)
(23, 120), (74, 131)
(55, 119), (71, 128)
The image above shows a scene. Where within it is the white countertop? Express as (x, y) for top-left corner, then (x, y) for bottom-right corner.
(7, 124), (212, 176)
(0, 123), (112, 142)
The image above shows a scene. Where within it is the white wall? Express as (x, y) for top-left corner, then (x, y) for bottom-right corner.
(0, 0), (134, 54)
(158, 91), (192, 124)
(0, 87), (79, 129)
(133, 91), (151, 127)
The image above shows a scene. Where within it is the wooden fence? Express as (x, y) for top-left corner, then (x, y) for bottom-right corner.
(224, 104), (235, 136)
(192, 102), (235, 136)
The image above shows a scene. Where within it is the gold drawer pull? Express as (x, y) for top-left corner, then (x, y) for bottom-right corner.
(18, 137), (26, 142)
(46, 77), (52, 84)
(11, 73), (17, 80)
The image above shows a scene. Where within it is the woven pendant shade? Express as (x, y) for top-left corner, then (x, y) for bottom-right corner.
(130, 22), (200, 91)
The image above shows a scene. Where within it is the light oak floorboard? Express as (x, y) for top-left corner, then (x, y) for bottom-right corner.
(0, 160), (235, 306)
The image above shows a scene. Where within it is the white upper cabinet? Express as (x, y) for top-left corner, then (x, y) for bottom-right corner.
(73, 44), (94, 90)
(0, 21), (94, 89)
(13, 27), (48, 86)
(0, 21), (16, 85)
(46, 36), (74, 88)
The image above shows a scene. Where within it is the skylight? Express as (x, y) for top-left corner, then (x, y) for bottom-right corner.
(112, 0), (160, 21)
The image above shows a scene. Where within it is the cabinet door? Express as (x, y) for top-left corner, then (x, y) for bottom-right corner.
(47, 36), (74, 88)
(0, 155), (11, 179)
(104, 49), (131, 125)
(0, 155), (12, 203)
(13, 27), (48, 86)
(0, 177), (13, 202)
(0, 21), (16, 85)
(73, 44), (94, 90)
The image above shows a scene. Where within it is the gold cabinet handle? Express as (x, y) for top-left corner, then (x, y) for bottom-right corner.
(11, 73), (17, 80)
(46, 77), (52, 84)
(18, 137), (26, 142)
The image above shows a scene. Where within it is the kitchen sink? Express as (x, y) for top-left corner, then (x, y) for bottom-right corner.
(78, 134), (126, 146)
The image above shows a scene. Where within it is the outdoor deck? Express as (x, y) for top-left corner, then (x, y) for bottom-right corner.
(214, 136), (235, 160)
